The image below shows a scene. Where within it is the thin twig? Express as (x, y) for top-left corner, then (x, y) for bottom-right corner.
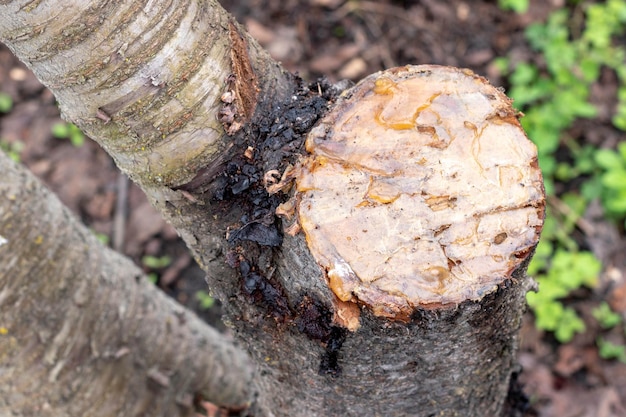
(547, 194), (595, 237)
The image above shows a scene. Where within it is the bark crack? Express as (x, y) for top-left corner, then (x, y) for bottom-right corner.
(221, 21), (259, 134)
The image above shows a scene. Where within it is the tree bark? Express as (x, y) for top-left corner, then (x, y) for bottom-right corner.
(1, 1), (546, 417)
(0, 0), (298, 330)
(0, 151), (253, 416)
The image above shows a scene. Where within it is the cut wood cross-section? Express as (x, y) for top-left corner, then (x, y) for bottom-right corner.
(296, 65), (545, 324)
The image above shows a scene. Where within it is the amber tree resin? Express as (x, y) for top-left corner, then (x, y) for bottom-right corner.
(296, 65), (545, 319)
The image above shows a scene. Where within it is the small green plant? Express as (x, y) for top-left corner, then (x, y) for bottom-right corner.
(498, 0), (529, 14)
(0, 92), (13, 113)
(0, 139), (24, 163)
(195, 290), (216, 310)
(593, 143), (626, 222)
(496, 0), (626, 192)
(52, 122), (85, 147)
(141, 255), (172, 285)
(141, 255), (172, 269)
(527, 249), (601, 342)
(497, 0), (626, 343)
(147, 273), (159, 285)
(597, 337), (626, 363)
(592, 302), (626, 363)
(592, 301), (622, 329)
(93, 231), (110, 246)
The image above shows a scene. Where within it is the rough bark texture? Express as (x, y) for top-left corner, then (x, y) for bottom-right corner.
(0, 0), (293, 190)
(0, 151), (253, 417)
(245, 269), (534, 416)
(0, 0), (299, 324)
(1, 2), (545, 417)
(1, 1), (298, 411)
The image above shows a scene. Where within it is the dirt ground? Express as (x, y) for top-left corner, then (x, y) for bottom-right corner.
(1, 1), (626, 416)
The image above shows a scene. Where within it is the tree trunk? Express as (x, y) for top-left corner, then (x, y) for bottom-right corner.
(228, 66), (545, 417)
(1, 1), (545, 416)
(0, 152), (253, 416)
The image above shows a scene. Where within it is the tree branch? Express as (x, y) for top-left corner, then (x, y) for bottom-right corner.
(0, 151), (253, 416)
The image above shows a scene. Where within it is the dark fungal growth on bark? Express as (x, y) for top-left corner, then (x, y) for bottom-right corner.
(295, 296), (347, 377)
(295, 295), (332, 341)
(183, 77), (346, 326)
(177, 77), (340, 201)
(220, 78), (341, 319)
(180, 77), (343, 254)
(319, 326), (347, 377)
(175, 76), (346, 331)
(228, 215), (283, 247)
(238, 259), (291, 321)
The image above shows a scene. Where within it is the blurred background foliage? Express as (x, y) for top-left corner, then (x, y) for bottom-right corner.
(496, 0), (626, 348)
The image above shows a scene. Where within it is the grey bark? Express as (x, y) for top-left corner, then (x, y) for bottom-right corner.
(246, 231), (536, 416)
(0, 151), (253, 416)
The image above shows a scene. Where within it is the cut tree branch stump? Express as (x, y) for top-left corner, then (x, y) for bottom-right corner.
(297, 65), (544, 320)
(244, 65), (545, 417)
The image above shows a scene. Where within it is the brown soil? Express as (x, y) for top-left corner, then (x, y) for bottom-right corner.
(1, 1), (625, 416)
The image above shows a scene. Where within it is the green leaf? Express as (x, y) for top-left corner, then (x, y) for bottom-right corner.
(525, 23), (549, 50)
(0, 92), (12, 113)
(581, 177), (602, 201)
(511, 62), (538, 86)
(569, 100), (598, 119)
(141, 255), (172, 269)
(498, 0), (529, 13)
(52, 122), (85, 146)
(595, 149), (624, 170)
(549, 249), (600, 289)
(555, 162), (576, 181)
(529, 125), (560, 156)
(580, 58), (601, 82)
(0, 140), (24, 163)
(597, 337), (626, 363)
(533, 299), (564, 330)
(554, 307), (585, 342)
(70, 130), (85, 147)
(147, 273), (158, 285)
(561, 192), (588, 218)
(602, 169), (626, 190)
(195, 291), (216, 310)
(528, 239), (553, 276)
(492, 57), (510, 75)
(604, 190), (626, 213)
(533, 277), (570, 300)
(95, 232), (110, 245)
(51, 122), (70, 138)
(573, 252), (601, 287)
(592, 302), (622, 329)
